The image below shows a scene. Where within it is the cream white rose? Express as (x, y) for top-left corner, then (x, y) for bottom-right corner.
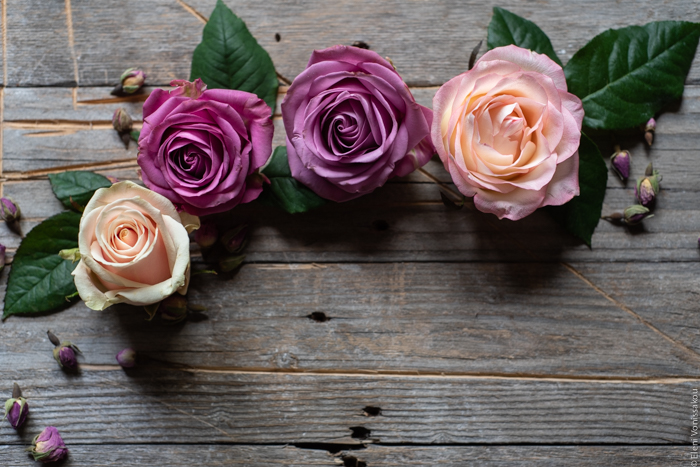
(73, 181), (199, 310)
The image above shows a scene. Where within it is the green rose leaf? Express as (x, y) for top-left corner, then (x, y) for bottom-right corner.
(547, 134), (607, 247)
(48, 171), (112, 211)
(190, 0), (279, 110)
(258, 146), (326, 214)
(3, 211), (82, 319)
(487, 7), (562, 65)
(564, 21), (700, 129)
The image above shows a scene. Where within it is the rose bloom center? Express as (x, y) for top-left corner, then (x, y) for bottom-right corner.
(117, 226), (139, 247)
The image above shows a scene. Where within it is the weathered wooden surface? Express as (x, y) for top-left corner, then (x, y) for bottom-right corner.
(1, 0), (699, 466)
(0, 445), (687, 467)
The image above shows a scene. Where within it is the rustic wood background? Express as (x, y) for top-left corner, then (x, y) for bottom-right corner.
(1, 0), (699, 465)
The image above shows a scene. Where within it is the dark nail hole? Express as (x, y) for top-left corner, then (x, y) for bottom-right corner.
(350, 426), (371, 439)
(362, 406), (382, 417)
(308, 311), (330, 323)
(275, 33), (281, 42)
(372, 219), (389, 231)
(351, 41), (370, 49)
(342, 456), (367, 467)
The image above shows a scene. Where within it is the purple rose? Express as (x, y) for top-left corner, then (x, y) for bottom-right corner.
(138, 79), (274, 216)
(281, 46), (434, 202)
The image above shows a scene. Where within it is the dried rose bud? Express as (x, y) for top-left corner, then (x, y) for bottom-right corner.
(610, 148), (631, 181)
(116, 348), (136, 368)
(221, 225), (248, 253)
(635, 163), (661, 206)
(623, 205), (654, 225)
(219, 254), (245, 273)
(160, 294), (188, 323)
(112, 107), (133, 133)
(4, 383), (28, 429)
(27, 426), (68, 463)
(48, 331), (80, 370)
(0, 197), (21, 226)
(194, 222), (218, 249)
(644, 117), (656, 146)
(120, 68), (146, 94)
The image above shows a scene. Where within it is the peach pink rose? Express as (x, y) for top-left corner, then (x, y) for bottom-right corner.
(73, 181), (199, 311)
(432, 45), (584, 220)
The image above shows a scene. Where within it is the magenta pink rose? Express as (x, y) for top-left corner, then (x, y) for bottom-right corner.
(138, 79), (273, 216)
(432, 45), (584, 220)
(282, 45), (434, 202)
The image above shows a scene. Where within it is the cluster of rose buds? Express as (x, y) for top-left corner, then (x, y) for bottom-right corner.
(4, 384), (69, 463)
(604, 163), (662, 226)
(195, 222), (249, 273)
(47, 331), (81, 370)
(111, 68), (146, 96)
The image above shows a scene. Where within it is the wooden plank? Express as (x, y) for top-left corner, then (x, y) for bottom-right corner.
(1, 262), (699, 377)
(8, 1), (700, 87)
(0, 445), (335, 466)
(0, 445), (685, 466)
(1, 178), (699, 263)
(0, 369), (693, 444)
(5, 0), (74, 86)
(338, 445), (687, 466)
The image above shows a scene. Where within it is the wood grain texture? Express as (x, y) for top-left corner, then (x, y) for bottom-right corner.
(1, 262), (699, 377)
(0, 445), (335, 466)
(338, 445), (687, 466)
(6, 0), (700, 87)
(1, 0), (700, 463)
(0, 368), (694, 444)
(0, 445), (685, 466)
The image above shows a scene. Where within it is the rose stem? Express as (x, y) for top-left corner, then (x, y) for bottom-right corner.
(417, 167), (467, 205)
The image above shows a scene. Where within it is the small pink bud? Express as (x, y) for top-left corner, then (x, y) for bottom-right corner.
(644, 118), (656, 146)
(116, 348), (136, 368)
(194, 222), (218, 249)
(221, 225), (248, 253)
(160, 294), (188, 323)
(120, 68), (146, 94)
(27, 426), (68, 463)
(623, 205), (653, 225)
(112, 108), (133, 134)
(635, 163), (661, 207)
(4, 383), (28, 429)
(48, 331), (80, 370)
(170, 78), (207, 99)
(610, 149), (631, 181)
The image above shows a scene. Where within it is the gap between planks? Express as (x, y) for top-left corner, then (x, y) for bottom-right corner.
(78, 363), (700, 385)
